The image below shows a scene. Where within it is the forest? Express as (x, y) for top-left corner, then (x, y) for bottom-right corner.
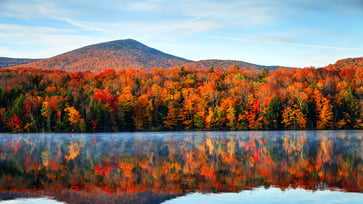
(0, 61), (362, 132)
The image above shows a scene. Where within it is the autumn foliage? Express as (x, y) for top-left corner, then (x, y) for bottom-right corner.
(0, 62), (362, 132)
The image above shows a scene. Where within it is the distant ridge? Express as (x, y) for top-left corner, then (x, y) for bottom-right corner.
(0, 57), (40, 68)
(182, 59), (280, 71)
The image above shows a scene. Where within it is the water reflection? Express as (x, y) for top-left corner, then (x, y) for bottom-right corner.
(0, 131), (362, 203)
(163, 187), (363, 204)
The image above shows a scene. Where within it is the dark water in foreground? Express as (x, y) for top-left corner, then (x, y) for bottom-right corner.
(0, 131), (362, 203)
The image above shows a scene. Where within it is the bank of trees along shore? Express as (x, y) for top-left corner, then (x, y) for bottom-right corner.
(0, 61), (362, 132)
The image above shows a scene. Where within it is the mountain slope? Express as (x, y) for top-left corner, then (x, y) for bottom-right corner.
(17, 39), (287, 72)
(0, 57), (40, 68)
(21, 39), (192, 72)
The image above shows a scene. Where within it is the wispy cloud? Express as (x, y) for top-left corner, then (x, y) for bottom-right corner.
(0, 23), (104, 58)
(227, 37), (363, 52)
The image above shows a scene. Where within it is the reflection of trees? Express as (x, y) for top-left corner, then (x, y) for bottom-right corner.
(0, 131), (362, 199)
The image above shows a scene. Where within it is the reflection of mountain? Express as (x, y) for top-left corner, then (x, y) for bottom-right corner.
(0, 192), (37, 201)
(0, 191), (179, 204)
(0, 131), (362, 203)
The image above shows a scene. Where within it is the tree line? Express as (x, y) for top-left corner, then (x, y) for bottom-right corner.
(0, 62), (362, 132)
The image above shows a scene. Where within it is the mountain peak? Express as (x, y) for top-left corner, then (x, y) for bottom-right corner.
(81, 39), (150, 52)
(99, 38), (144, 45)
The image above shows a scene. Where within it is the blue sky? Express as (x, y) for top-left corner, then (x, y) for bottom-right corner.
(0, 0), (362, 67)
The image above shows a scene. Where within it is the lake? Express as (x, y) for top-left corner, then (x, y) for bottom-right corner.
(0, 130), (362, 203)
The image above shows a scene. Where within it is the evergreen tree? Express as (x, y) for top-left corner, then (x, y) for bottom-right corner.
(266, 96), (282, 129)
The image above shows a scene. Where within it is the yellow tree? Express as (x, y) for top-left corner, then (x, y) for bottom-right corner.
(179, 88), (195, 129)
(286, 82), (307, 109)
(312, 89), (333, 129)
(205, 107), (216, 129)
(220, 97), (236, 130)
(282, 105), (307, 129)
(163, 101), (179, 130)
(133, 94), (153, 130)
(316, 97), (334, 129)
(64, 107), (83, 131)
(41, 101), (52, 131)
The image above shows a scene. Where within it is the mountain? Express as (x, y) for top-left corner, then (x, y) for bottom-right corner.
(20, 39), (192, 72)
(0, 57), (40, 68)
(182, 59), (280, 71)
(14, 39), (286, 73)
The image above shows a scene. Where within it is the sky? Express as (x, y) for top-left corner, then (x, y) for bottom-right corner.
(0, 0), (363, 67)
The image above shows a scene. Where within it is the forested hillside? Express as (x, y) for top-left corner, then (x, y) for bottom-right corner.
(0, 62), (362, 132)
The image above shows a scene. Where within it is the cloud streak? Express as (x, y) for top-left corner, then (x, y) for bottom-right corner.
(227, 37), (363, 52)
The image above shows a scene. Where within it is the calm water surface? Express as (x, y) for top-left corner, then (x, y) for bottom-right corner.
(0, 130), (362, 203)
